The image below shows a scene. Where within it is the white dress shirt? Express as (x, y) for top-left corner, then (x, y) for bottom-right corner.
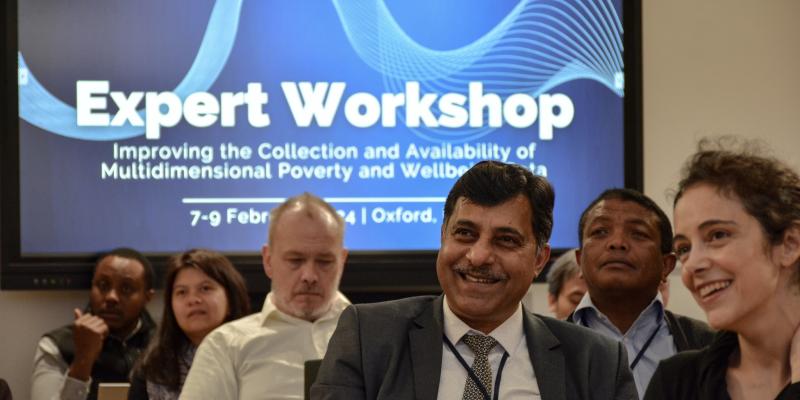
(31, 337), (91, 400)
(179, 291), (350, 400)
(437, 296), (541, 399)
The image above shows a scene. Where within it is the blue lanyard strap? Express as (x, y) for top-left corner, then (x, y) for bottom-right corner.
(443, 335), (509, 400)
(629, 320), (661, 370)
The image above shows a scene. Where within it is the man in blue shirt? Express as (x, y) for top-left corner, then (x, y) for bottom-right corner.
(571, 188), (714, 398)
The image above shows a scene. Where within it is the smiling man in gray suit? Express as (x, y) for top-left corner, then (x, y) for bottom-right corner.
(312, 161), (637, 400)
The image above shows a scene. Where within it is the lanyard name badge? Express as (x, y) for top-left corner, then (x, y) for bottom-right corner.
(443, 335), (509, 400)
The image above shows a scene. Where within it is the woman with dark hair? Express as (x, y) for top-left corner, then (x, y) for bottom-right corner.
(128, 249), (251, 400)
(645, 139), (800, 399)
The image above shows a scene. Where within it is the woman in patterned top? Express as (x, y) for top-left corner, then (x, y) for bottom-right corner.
(129, 249), (251, 400)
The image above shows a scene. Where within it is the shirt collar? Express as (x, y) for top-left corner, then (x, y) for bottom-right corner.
(442, 295), (523, 354)
(261, 291), (350, 325)
(573, 291), (666, 329)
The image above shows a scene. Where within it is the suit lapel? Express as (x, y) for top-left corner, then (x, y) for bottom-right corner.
(524, 312), (566, 400)
(409, 295), (445, 400)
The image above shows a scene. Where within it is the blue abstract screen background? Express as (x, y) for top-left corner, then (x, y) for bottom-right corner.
(17, 0), (624, 254)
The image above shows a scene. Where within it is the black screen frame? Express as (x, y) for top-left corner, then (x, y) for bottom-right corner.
(1, 0), (643, 292)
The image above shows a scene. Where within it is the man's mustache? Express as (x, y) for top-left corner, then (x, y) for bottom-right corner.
(452, 265), (507, 281)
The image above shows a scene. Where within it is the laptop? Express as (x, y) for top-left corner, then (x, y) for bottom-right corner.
(97, 383), (130, 400)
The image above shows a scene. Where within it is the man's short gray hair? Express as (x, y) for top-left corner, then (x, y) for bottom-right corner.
(546, 249), (580, 297)
(268, 193), (345, 245)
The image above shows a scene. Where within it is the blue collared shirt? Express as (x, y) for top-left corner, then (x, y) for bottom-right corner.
(573, 293), (676, 399)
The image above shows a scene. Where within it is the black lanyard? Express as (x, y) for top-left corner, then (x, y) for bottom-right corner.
(443, 335), (509, 400)
(629, 320), (661, 369)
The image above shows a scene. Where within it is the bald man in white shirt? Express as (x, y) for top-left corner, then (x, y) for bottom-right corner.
(180, 193), (350, 400)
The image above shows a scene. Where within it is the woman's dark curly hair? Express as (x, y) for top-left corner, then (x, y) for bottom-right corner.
(674, 137), (800, 284)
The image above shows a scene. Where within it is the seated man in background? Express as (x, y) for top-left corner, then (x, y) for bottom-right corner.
(313, 161), (636, 399)
(522, 249), (586, 320)
(570, 188), (714, 398)
(180, 193), (350, 399)
(523, 248), (587, 320)
(546, 249), (587, 320)
(31, 248), (156, 400)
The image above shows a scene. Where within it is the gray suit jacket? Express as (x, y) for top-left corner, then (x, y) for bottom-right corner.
(311, 295), (637, 400)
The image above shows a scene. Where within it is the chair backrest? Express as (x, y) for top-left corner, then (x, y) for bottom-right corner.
(304, 359), (323, 400)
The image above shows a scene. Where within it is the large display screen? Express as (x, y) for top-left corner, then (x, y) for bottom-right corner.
(5, 0), (636, 290)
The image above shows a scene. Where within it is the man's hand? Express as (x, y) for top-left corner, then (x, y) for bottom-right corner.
(67, 308), (109, 381)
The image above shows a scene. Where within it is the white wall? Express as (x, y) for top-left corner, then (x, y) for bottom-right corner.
(3, 1), (800, 398)
(643, 0), (800, 205)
